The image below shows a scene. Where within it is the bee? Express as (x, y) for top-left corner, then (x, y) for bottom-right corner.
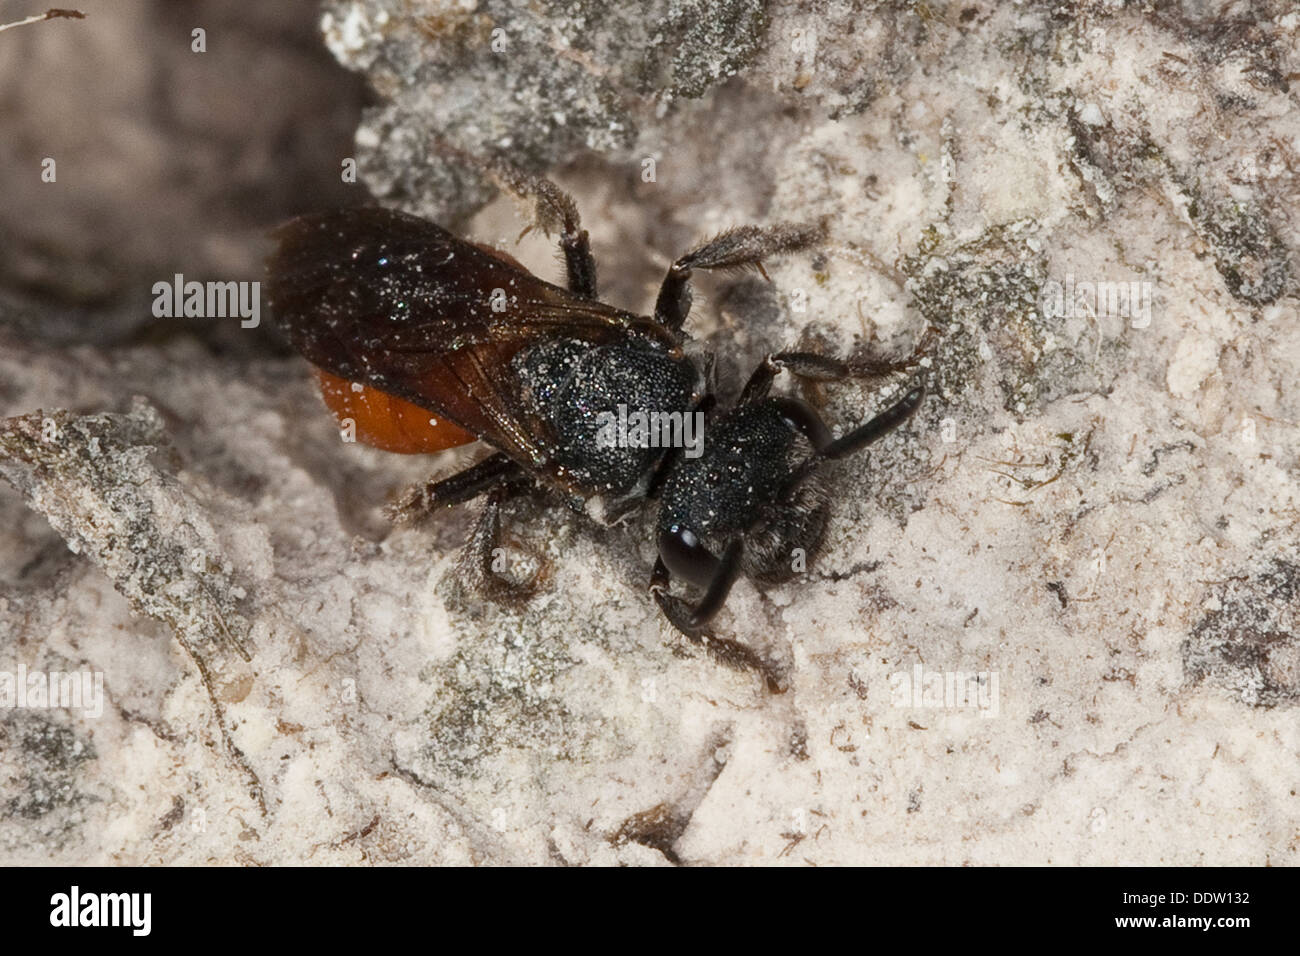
(266, 167), (926, 690)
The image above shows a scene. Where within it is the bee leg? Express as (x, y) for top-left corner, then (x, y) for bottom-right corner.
(459, 483), (545, 603)
(738, 353), (844, 405)
(818, 384), (926, 459)
(654, 223), (824, 332)
(525, 176), (596, 298)
(559, 222), (598, 299)
(649, 546), (785, 693)
(780, 384), (927, 492)
(739, 344), (931, 405)
(484, 161), (598, 298)
(387, 452), (524, 524)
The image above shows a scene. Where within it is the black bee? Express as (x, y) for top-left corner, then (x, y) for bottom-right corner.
(266, 168), (926, 689)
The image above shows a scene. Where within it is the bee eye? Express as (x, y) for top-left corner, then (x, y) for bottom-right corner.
(657, 525), (718, 589)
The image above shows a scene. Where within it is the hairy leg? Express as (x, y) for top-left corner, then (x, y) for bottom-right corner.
(386, 452), (523, 524)
(654, 223), (824, 332)
(649, 547), (785, 693)
(739, 327), (934, 406)
(456, 483), (544, 604)
(482, 159), (598, 298)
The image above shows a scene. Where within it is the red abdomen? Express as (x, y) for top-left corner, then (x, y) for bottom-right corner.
(313, 367), (477, 454)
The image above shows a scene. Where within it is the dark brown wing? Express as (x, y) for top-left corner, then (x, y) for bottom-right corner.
(266, 206), (676, 485)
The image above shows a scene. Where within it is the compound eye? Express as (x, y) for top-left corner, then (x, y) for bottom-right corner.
(657, 524), (719, 589)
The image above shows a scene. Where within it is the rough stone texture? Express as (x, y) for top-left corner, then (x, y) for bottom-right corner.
(1, 0), (1298, 864)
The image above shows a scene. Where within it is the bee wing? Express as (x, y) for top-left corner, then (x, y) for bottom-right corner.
(266, 206), (674, 485)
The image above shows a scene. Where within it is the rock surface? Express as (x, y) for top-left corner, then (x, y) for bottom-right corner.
(1, 0), (1297, 864)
